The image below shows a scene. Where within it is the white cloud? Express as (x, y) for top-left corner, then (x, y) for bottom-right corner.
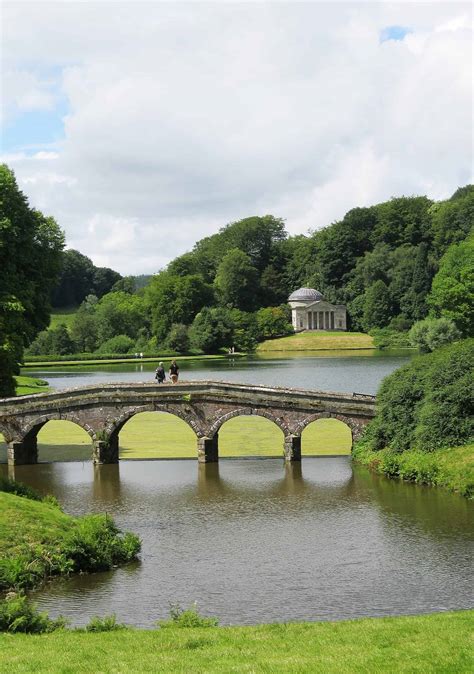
(1, 1), (472, 274)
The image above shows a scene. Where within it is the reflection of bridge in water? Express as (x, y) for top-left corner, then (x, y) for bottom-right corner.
(0, 381), (376, 466)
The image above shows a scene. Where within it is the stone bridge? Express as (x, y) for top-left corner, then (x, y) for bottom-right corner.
(0, 381), (376, 465)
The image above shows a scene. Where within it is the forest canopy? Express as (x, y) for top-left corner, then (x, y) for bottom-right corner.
(21, 181), (474, 358)
(0, 165), (64, 395)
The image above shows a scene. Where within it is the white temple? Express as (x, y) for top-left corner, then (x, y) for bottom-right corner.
(288, 288), (347, 331)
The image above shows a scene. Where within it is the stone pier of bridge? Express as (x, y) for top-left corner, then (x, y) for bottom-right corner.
(0, 381), (376, 466)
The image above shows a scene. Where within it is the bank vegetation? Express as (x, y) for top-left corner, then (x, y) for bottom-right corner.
(0, 479), (140, 592)
(353, 339), (474, 497)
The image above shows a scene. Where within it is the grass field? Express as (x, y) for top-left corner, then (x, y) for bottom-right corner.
(1, 610), (472, 673)
(14, 376), (51, 397)
(0, 488), (140, 591)
(0, 490), (76, 564)
(0, 415), (351, 463)
(257, 331), (374, 351)
(49, 308), (78, 330)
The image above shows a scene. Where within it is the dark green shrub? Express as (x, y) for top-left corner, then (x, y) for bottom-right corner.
(165, 323), (190, 353)
(371, 357), (428, 451)
(97, 335), (135, 354)
(370, 339), (473, 453)
(85, 614), (126, 632)
(158, 603), (219, 629)
(409, 317), (461, 352)
(0, 593), (68, 633)
(63, 515), (141, 572)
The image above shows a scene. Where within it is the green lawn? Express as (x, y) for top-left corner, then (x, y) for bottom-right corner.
(0, 491), (73, 563)
(48, 308), (78, 331)
(1, 610), (472, 673)
(0, 415), (352, 463)
(14, 376), (51, 397)
(0, 488), (139, 591)
(258, 331), (374, 352)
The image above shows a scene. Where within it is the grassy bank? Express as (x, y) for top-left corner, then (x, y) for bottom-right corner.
(1, 610), (472, 673)
(0, 486), (140, 591)
(0, 415), (352, 463)
(14, 376), (51, 397)
(257, 331), (374, 352)
(353, 442), (474, 499)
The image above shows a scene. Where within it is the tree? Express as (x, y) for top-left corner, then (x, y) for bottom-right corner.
(317, 207), (378, 288)
(214, 249), (259, 311)
(256, 306), (292, 339)
(398, 243), (434, 322)
(111, 276), (136, 294)
(370, 339), (473, 452)
(97, 335), (134, 354)
(431, 185), (474, 255)
(189, 307), (233, 353)
(70, 295), (99, 352)
(0, 165), (64, 395)
(362, 280), (392, 331)
(146, 272), (214, 342)
(428, 236), (474, 336)
(371, 196), (432, 248)
(166, 324), (190, 353)
(409, 318), (461, 353)
(94, 292), (149, 344)
(50, 324), (76, 355)
(51, 249), (95, 307)
(93, 267), (122, 297)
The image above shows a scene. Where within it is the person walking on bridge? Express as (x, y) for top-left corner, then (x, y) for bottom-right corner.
(155, 362), (166, 384)
(169, 359), (179, 384)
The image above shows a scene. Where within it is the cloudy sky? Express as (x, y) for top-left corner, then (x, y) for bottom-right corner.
(1, 1), (472, 274)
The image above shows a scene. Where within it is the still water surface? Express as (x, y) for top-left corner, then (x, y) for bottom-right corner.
(24, 350), (410, 395)
(4, 458), (473, 627)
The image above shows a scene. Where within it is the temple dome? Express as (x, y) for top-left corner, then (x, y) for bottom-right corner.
(288, 287), (324, 303)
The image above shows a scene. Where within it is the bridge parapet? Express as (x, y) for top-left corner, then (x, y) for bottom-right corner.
(0, 381), (376, 466)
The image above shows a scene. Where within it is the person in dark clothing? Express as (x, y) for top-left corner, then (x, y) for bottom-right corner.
(169, 360), (179, 384)
(155, 362), (166, 384)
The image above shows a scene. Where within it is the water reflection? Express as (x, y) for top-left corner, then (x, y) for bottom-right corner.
(2, 458), (472, 627)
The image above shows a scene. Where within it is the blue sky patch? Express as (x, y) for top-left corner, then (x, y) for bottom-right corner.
(1, 98), (68, 153)
(380, 25), (412, 43)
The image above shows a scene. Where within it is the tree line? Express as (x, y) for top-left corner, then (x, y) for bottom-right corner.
(38, 186), (471, 358)
(1, 160), (472, 395)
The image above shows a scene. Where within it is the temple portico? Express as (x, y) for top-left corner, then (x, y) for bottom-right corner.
(288, 288), (347, 331)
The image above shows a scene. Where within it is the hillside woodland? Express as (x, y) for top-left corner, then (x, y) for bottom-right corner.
(32, 184), (473, 358)
(1, 160), (472, 393)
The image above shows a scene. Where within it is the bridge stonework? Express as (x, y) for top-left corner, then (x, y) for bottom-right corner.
(0, 381), (376, 466)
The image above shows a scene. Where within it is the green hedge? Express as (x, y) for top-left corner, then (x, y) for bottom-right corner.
(370, 338), (473, 452)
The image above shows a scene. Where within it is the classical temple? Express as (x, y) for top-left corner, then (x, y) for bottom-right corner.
(288, 288), (347, 331)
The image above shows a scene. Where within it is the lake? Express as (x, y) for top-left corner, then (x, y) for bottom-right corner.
(3, 458), (472, 627)
(3, 350), (472, 627)
(23, 349), (411, 396)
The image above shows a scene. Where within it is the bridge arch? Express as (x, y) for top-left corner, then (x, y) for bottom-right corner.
(0, 422), (11, 444)
(293, 412), (368, 447)
(21, 413), (97, 443)
(301, 416), (352, 456)
(105, 405), (203, 441)
(209, 408), (290, 438)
